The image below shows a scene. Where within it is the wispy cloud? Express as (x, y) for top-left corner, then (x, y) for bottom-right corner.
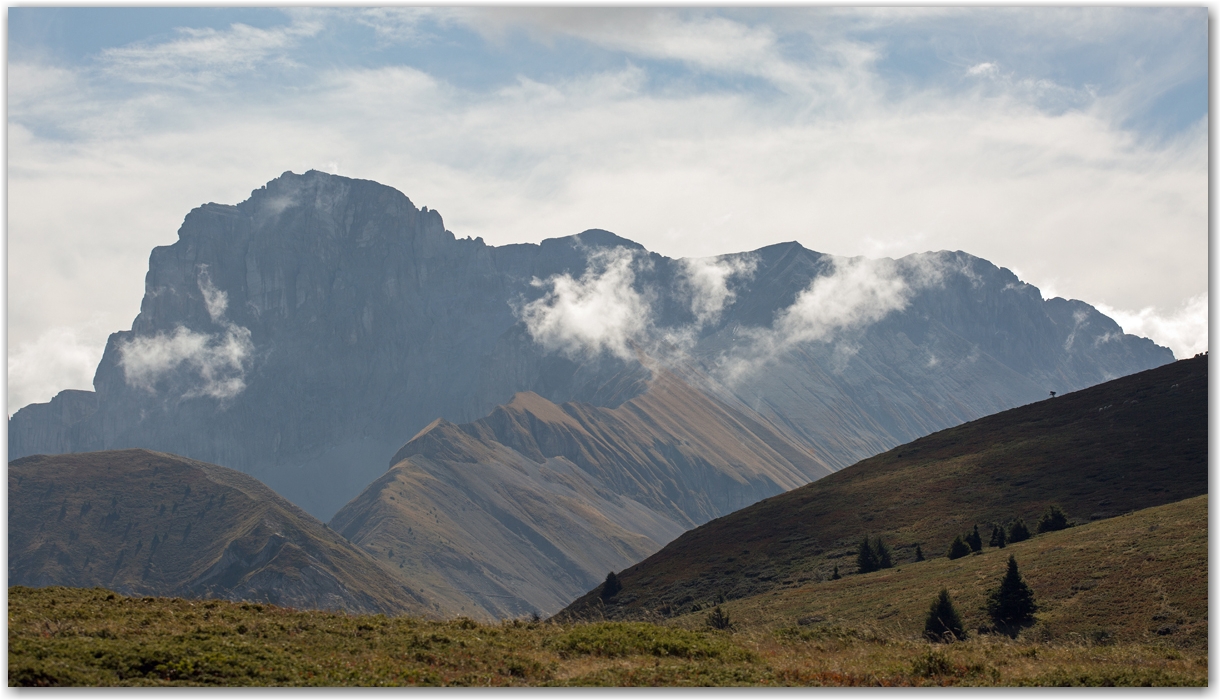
(8, 321), (109, 415)
(117, 268), (255, 400)
(99, 18), (322, 87)
(1095, 294), (1208, 359)
(5, 8), (1206, 406)
(677, 254), (758, 328)
(718, 256), (923, 383)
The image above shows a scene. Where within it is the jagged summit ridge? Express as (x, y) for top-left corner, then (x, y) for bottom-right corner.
(9, 171), (1172, 524)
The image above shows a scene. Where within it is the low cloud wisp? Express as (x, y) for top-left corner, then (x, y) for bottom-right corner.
(678, 254), (758, 328)
(718, 256), (920, 383)
(519, 247), (653, 361)
(118, 269), (255, 400)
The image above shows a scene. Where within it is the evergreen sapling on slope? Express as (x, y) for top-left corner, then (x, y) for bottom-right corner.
(1037, 505), (1070, 533)
(946, 536), (971, 560)
(986, 556), (1038, 635)
(966, 525), (983, 552)
(600, 571), (622, 601)
(856, 535), (879, 574)
(924, 589), (966, 643)
(1007, 518), (1031, 543)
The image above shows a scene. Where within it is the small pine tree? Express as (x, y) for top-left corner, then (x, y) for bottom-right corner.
(856, 535), (879, 574)
(1007, 518), (1031, 543)
(831, 565), (841, 580)
(914, 544), (925, 562)
(875, 537), (893, 569)
(966, 524), (983, 552)
(923, 589), (965, 643)
(986, 556), (1038, 635)
(988, 525), (1002, 547)
(600, 571), (622, 600)
(1036, 505), (1070, 533)
(946, 535), (971, 560)
(995, 525), (1006, 548)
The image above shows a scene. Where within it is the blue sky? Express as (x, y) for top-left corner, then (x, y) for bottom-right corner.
(6, 7), (1209, 412)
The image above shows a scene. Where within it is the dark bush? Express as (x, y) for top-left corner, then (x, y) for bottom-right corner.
(705, 606), (733, 631)
(914, 543), (924, 562)
(600, 572), (622, 601)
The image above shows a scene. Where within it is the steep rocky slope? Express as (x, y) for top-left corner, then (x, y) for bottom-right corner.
(10, 170), (1172, 526)
(557, 354), (1207, 622)
(9, 449), (426, 615)
(330, 369), (833, 619)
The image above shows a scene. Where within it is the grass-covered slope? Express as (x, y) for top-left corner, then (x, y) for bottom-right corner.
(10, 496), (1207, 689)
(558, 354), (1206, 621)
(9, 449), (427, 616)
(675, 494), (1207, 649)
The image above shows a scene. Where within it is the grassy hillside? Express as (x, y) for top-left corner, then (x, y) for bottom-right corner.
(559, 355), (1206, 620)
(9, 450), (427, 616)
(9, 493), (1206, 687)
(671, 494), (1207, 649)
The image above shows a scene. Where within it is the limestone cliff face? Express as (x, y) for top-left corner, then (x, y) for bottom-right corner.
(9, 171), (1173, 527)
(10, 172), (646, 519)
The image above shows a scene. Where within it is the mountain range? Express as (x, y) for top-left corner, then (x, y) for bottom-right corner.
(8, 171), (1175, 617)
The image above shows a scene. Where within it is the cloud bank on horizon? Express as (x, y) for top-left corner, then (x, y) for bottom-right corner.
(6, 7), (1208, 413)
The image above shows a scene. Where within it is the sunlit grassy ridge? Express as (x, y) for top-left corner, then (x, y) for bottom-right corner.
(9, 496), (1207, 687)
(559, 356), (1206, 621)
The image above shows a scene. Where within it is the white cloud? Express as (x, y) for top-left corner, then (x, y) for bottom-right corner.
(677, 254), (758, 327)
(719, 256), (923, 383)
(967, 62), (998, 77)
(117, 270), (255, 400)
(1095, 293), (1208, 359)
(198, 266), (229, 323)
(5, 8), (1206, 406)
(519, 247), (653, 361)
(8, 323), (109, 415)
(99, 18), (322, 87)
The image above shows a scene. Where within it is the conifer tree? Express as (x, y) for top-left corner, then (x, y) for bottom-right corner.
(986, 556), (1038, 635)
(856, 535), (879, 574)
(914, 543), (925, 562)
(1007, 518), (1031, 543)
(946, 535), (971, 560)
(966, 524), (983, 552)
(1036, 505), (1070, 533)
(989, 525), (1001, 547)
(923, 589), (965, 643)
(600, 571), (622, 600)
(831, 565), (841, 580)
(875, 537), (893, 569)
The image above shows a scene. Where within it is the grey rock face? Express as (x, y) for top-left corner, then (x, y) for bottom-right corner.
(9, 171), (1173, 523)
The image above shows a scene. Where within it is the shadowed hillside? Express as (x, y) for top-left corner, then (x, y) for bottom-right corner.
(9, 449), (428, 616)
(558, 354), (1207, 621)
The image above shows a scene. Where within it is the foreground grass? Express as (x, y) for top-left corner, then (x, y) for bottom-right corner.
(9, 585), (1205, 686)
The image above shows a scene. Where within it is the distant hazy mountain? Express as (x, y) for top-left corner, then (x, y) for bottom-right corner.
(8, 171), (1171, 529)
(330, 368), (833, 619)
(8, 449), (428, 616)
(556, 354), (1208, 623)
